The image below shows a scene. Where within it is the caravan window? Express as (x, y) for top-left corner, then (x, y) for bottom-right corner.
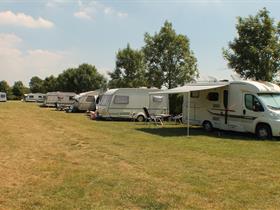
(0, 94), (5, 98)
(69, 96), (74, 100)
(114, 95), (129, 104)
(152, 95), (163, 102)
(29, 95), (34, 99)
(207, 92), (219, 101)
(86, 96), (95, 102)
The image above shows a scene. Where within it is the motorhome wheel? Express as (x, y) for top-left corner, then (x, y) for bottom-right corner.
(256, 124), (272, 140)
(203, 121), (213, 132)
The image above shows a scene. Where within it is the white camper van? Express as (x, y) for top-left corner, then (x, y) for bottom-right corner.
(159, 80), (280, 139)
(97, 88), (169, 121)
(43, 92), (76, 107)
(68, 90), (101, 112)
(0, 92), (7, 102)
(24, 93), (46, 102)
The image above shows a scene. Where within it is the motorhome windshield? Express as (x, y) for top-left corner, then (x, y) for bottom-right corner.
(99, 95), (112, 106)
(258, 93), (280, 110)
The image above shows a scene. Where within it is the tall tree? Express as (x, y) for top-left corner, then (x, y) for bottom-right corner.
(0, 80), (12, 99)
(43, 75), (57, 92)
(108, 44), (146, 88)
(56, 64), (107, 93)
(143, 21), (199, 89)
(223, 8), (280, 81)
(12, 81), (28, 99)
(29, 76), (45, 93)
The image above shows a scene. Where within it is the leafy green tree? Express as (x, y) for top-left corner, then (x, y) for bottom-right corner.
(56, 63), (107, 93)
(223, 8), (280, 81)
(12, 81), (28, 99)
(108, 44), (146, 88)
(143, 21), (199, 89)
(29, 76), (45, 93)
(43, 75), (58, 92)
(0, 80), (12, 99)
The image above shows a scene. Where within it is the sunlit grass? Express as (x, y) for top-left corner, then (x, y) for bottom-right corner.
(0, 101), (280, 209)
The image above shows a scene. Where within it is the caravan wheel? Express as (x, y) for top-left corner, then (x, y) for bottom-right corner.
(136, 115), (145, 122)
(203, 121), (213, 132)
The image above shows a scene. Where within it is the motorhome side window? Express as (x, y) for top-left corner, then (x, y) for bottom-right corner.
(114, 95), (129, 104)
(86, 96), (95, 102)
(152, 96), (163, 102)
(191, 91), (199, 98)
(29, 95), (34, 99)
(245, 94), (264, 112)
(207, 92), (219, 101)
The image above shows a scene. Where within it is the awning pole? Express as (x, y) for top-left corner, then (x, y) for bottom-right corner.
(187, 91), (190, 137)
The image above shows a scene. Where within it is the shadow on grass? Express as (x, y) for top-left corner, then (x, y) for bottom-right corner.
(136, 127), (280, 141)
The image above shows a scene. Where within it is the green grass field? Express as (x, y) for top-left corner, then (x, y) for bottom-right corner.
(1, 102), (280, 209)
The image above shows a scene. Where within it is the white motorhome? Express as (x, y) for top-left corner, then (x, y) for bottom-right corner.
(0, 92), (7, 102)
(42, 92), (76, 107)
(68, 90), (101, 112)
(156, 80), (280, 139)
(24, 93), (46, 103)
(96, 88), (169, 121)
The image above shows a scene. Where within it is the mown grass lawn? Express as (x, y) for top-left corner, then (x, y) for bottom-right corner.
(1, 101), (280, 209)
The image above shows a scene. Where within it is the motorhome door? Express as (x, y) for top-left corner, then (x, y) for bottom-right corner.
(242, 93), (264, 133)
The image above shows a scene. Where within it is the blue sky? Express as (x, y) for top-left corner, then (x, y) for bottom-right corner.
(0, 0), (280, 86)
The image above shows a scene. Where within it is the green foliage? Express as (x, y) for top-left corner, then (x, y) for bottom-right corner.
(223, 8), (280, 81)
(143, 21), (199, 89)
(56, 63), (107, 93)
(29, 76), (45, 93)
(0, 80), (12, 99)
(108, 44), (146, 88)
(43, 75), (58, 92)
(169, 94), (183, 115)
(12, 81), (29, 100)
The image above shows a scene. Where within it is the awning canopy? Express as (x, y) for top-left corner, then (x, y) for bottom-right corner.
(150, 82), (229, 94)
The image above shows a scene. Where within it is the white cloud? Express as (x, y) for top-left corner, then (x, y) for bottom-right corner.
(117, 12), (128, 18)
(0, 11), (54, 29)
(0, 33), (76, 85)
(74, 10), (92, 20)
(74, 1), (128, 20)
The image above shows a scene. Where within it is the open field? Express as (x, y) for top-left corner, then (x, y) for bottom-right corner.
(1, 102), (280, 209)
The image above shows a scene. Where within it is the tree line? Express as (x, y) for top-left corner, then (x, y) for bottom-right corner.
(1, 8), (280, 100)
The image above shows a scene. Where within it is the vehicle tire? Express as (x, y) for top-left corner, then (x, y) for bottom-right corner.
(203, 121), (213, 132)
(256, 124), (272, 140)
(136, 115), (145, 122)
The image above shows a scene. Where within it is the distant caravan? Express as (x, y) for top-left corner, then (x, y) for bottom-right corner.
(0, 92), (7, 102)
(42, 92), (76, 107)
(154, 80), (280, 139)
(68, 90), (102, 113)
(96, 88), (169, 122)
(24, 93), (46, 103)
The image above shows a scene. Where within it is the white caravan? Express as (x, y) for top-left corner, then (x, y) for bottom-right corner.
(69, 90), (101, 112)
(96, 88), (169, 121)
(156, 80), (280, 139)
(43, 92), (76, 107)
(24, 93), (46, 102)
(0, 92), (7, 102)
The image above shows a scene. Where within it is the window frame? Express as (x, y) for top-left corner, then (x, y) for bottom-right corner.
(113, 95), (129, 104)
(207, 92), (219, 101)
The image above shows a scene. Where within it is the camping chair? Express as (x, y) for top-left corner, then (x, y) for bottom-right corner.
(143, 107), (163, 125)
(171, 113), (183, 124)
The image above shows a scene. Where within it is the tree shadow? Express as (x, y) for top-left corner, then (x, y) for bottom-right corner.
(136, 126), (280, 141)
